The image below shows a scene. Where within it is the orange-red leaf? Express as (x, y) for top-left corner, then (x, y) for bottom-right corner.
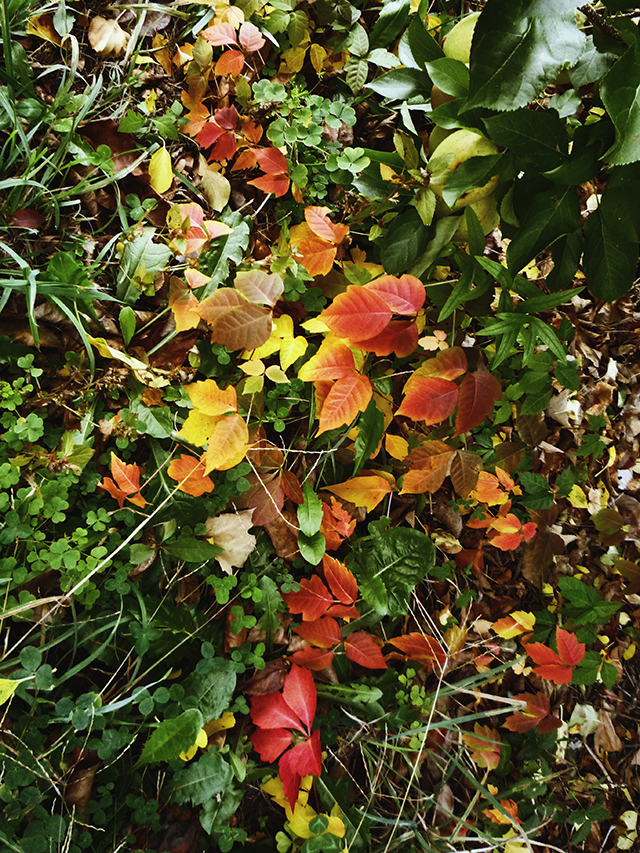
(215, 49), (245, 77)
(345, 632), (387, 669)
(397, 376), (459, 424)
(365, 274), (425, 314)
(290, 647), (335, 670)
(323, 554), (358, 604)
(297, 338), (355, 382)
(254, 147), (288, 175)
(462, 724), (501, 769)
(294, 234), (337, 276)
(248, 172), (290, 197)
(454, 370), (502, 435)
(98, 476), (128, 509)
(110, 453), (142, 494)
(524, 627), (585, 685)
(387, 633), (447, 668)
(320, 498), (356, 551)
(321, 286), (392, 342)
(295, 616), (342, 648)
(167, 454), (214, 496)
(305, 206), (349, 244)
(555, 626), (586, 666)
(356, 319), (419, 358)
(282, 575), (333, 622)
(503, 692), (561, 733)
(420, 346), (467, 380)
(317, 373), (372, 434)
(400, 440), (455, 495)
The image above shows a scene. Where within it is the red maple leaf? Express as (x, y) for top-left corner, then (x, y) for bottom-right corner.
(503, 692), (562, 734)
(249, 665), (322, 808)
(524, 627), (585, 685)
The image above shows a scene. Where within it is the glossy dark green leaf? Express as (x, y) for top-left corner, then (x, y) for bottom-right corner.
(398, 14), (443, 70)
(601, 41), (640, 165)
(466, 0), (585, 112)
(164, 538), (223, 562)
(368, 0), (411, 50)
(569, 35), (618, 87)
(426, 58), (469, 98)
(353, 399), (385, 477)
(484, 108), (567, 172)
(298, 479), (323, 537)
(367, 68), (430, 100)
(171, 751), (233, 806)
(442, 153), (504, 209)
(381, 209), (432, 276)
(546, 231), (583, 291)
(506, 186), (580, 274)
(582, 208), (638, 301)
(298, 530), (326, 565)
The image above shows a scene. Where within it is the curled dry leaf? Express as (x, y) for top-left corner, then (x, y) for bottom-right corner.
(205, 509), (256, 573)
(88, 16), (130, 58)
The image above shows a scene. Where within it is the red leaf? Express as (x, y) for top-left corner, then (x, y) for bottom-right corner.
(248, 172), (290, 197)
(320, 498), (356, 550)
(282, 575), (333, 622)
(250, 692), (306, 733)
(356, 319), (419, 358)
(503, 692), (561, 733)
(290, 648), (335, 670)
(254, 147), (289, 174)
(387, 633), (447, 668)
(345, 632), (387, 669)
(196, 121), (225, 149)
(524, 627), (585, 685)
(295, 616), (342, 649)
(249, 727), (292, 762)
(317, 373), (372, 434)
(278, 730), (322, 808)
(365, 274), (425, 314)
(556, 626), (586, 666)
(321, 286), (392, 342)
(325, 604), (361, 618)
(9, 209), (44, 229)
(397, 376), (459, 424)
(282, 664), (317, 733)
(215, 50), (245, 78)
(454, 370), (502, 435)
(208, 131), (237, 162)
(323, 554), (358, 604)
(214, 107), (238, 131)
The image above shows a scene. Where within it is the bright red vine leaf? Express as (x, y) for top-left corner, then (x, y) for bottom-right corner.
(524, 627), (585, 685)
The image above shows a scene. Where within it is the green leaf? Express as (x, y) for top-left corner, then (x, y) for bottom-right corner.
(466, 0), (585, 112)
(345, 58), (369, 94)
(353, 399), (385, 477)
(119, 306), (136, 347)
(140, 709), (203, 764)
(368, 0), (411, 51)
(484, 108), (567, 172)
(182, 667), (236, 719)
(582, 208), (638, 301)
(116, 226), (172, 304)
(569, 36), (618, 88)
(425, 58), (469, 98)
(381, 209), (432, 276)
(515, 288), (581, 315)
(347, 22), (369, 57)
(298, 480), (323, 537)
(288, 9), (309, 48)
(257, 576), (284, 648)
(398, 14), (443, 70)
(367, 68), (430, 100)
(408, 216), (459, 279)
(164, 537), (224, 562)
(438, 264), (475, 322)
(546, 231), (583, 292)
(601, 41), (640, 165)
(298, 530), (326, 565)
(200, 782), (244, 836)
(170, 750), (233, 806)
(441, 153), (504, 209)
(351, 526), (435, 619)
(518, 471), (554, 510)
(316, 683), (384, 717)
(599, 164), (640, 243)
(558, 576), (622, 625)
(506, 186), (580, 274)
(199, 211), (251, 296)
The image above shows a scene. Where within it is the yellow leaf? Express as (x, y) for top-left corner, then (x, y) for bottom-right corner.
(149, 147), (173, 194)
(301, 318), (330, 333)
(152, 32), (173, 76)
(385, 434), (409, 460)
(178, 409), (221, 446)
(185, 379), (237, 416)
(265, 365), (289, 384)
(205, 711), (236, 736)
(567, 484), (588, 508)
(144, 90), (157, 114)
(492, 611), (536, 639)
(88, 16), (130, 58)
(239, 359), (265, 376)
(27, 14), (62, 46)
(280, 335), (307, 371)
(88, 336), (148, 371)
(279, 46), (307, 74)
(326, 475), (394, 512)
(243, 375), (264, 394)
(0, 678), (19, 705)
(204, 413), (249, 473)
(310, 43), (327, 73)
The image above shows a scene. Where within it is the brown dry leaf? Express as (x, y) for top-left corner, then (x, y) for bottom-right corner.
(27, 14), (62, 46)
(65, 763), (99, 810)
(88, 16), (130, 58)
(594, 708), (622, 752)
(522, 529), (564, 588)
(205, 510), (256, 574)
(264, 508), (300, 559)
(141, 388), (164, 407)
(450, 450), (482, 497)
(241, 658), (286, 694)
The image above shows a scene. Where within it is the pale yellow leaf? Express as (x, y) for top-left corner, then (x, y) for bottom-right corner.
(0, 679), (19, 705)
(239, 359), (265, 376)
(198, 155), (231, 211)
(205, 509), (256, 573)
(88, 16), (130, 58)
(149, 147), (173, 194)
(280, 335), (307, 371)
(568, 484), (588, 508)
(309, 43), (327, 74)
(265, 365), (289, 383)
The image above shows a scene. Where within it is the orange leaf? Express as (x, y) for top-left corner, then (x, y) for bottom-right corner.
(365, 274), (425, 314)
(469, 471), (509, 506)
(320, 501), (356, 551)
(168, 277), (202, 332)
(483, 800), (522, 825)
(290, 647), (335, 670)
(323, 554), (358, 604)
(215, 49), (245, 77)
(326, 474), (393, 512)
(185, 379), (237, 416)
(419, 346), (467, 380)
(400, 441), (455, 495)
(254, 147), (289, 175)
(297, 338), (356, 382)
(110, 453), (142, 494)
(454, 370), (502, 435)
(387, 633), (447, 668)
(462, 723), (501, 769)
(167, 454), (215, 496)
(294, 234), (337, 276)
(98, 476), (129, 509)
(320, 286), (392, 342)
(295, 616), (342, 648)
(317, 373), (372, 434)
(345, 632), (387, 669)
(198, 287), (245, 324)
(304, 206), (349, 244)
(356, 319), (419, 358)
(248, 172), (290, 198)
(397, 376), (459, 424)
(232, 148), (258, 171)
(203, 413), (249, 473)
(282, 575), (333, 621)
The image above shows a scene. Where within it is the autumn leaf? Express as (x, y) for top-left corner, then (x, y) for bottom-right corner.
(317, 373), (372, 434)
(234, 270), (284, 307)
(492, 611), (536, 639)
(482, 799), (522, 825)
(320, 286), (392, 342)
(297, 338), (356, 382)
(356, 320), (419, 358)
(282, 575), (333, 622)
(419, 346), (467, 380)
(88, 16), (130, 58)
(503, 692), (562, 734)
(524, 627), (585, 685)
(400, 441), (455, 495)
(149, 147), (173, 194)
(488, 513), (537, 551)
(295, 616), (342, 649)
(185, 378), (237, 417)
(320, 503), (357, 552)
(387, 633), (447, 669)
(248, 148), (290, 197)
(169, 277), (201, 332)
(365, 274), (425, 314)
(167, 455), (214, 496)
(326, 474), (394, 512)
(397, 376), (459, 424)
(344, 632), (387, 669)
(322, 554), (358, 604)
(205, 510), (257, 573)
(305, 206), (349, 244)
(462, 723), (501, 769)
(290, 648), (335, 671)
(203, 413), (250, 473)
(239, 21), (266, 52)
(454, 370), (502, 435)
(99, 454), (147, 508)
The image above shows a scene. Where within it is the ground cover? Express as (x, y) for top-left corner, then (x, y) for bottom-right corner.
(1, 1), (640, 851)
